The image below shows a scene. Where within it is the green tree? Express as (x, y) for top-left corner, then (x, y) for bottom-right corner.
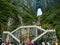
(41, 2), (60, 43)
(0, 0), (37, 34)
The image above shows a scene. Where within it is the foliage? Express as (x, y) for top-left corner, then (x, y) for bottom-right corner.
(55, 25), (60, 40)
(7, 0), (37, 25)
(41, 24), (53, 30)
(41, 2), (60, 42)
(8, 0), (36, 15)
(0, 0), (37, 35)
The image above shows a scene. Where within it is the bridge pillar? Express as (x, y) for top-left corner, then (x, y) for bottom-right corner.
(36, 28), (38, 37)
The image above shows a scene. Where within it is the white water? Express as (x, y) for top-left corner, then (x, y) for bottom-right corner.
(37, 8), (42, 16)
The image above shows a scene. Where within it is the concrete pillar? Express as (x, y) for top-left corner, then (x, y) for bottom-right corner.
(36, 28), (38, 37)
(27, 28), (30, 38)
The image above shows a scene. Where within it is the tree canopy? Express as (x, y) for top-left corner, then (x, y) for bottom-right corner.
(0, 0), (37, 34)
(40, 3), (60, 41)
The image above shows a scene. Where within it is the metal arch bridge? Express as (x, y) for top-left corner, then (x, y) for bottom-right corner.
(3, 25), (57, 44)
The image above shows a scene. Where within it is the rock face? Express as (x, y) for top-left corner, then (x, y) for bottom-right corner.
(36, 0), (60, 12)
(8, 0), (60, 14)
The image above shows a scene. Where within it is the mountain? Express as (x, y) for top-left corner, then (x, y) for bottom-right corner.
(37, 0), (60, 12)
(0, 0), (37, 34)
(40, 1), (60, 43)
(7, 0), (60, 15)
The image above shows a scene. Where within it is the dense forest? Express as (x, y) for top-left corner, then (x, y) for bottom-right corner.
(40, 1), (60, 43)
(0, 0), (36, 34)
(0, 0), (60, 44)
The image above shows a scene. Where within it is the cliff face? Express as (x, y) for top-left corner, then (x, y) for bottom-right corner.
(8, 0), (60, 14)
(37, 0), (60, 12)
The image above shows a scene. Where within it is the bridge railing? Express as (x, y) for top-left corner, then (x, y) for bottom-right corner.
(3, 31), (20, 43)
(31, 30), (56, 43)
(3, 25), (57, 45)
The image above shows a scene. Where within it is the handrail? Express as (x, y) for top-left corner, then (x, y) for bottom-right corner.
(31, 31), (48, 43)
(3, 31), (20, 43)
(11, 25), (46, 33)
(31, 30), (55, 43)
(3, 26), (56, 44)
